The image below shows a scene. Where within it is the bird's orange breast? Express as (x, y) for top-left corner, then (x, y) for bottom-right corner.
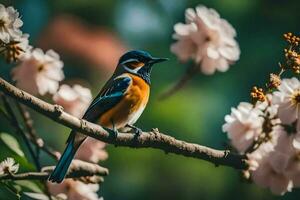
(98, 73), (150, 128)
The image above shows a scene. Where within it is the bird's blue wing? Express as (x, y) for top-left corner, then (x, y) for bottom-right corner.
(83, 76), (132, 122)
(49, 76), (131, 183)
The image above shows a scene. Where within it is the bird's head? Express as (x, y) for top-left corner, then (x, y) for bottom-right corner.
(116, 50), (168, 84)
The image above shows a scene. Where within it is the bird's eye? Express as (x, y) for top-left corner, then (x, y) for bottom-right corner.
(125, 61), (145, 69)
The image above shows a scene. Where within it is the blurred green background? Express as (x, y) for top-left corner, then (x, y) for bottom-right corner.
(1, 0), (300, 199)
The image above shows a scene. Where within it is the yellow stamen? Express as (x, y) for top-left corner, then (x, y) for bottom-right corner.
(291, 90), (300, 105)
(250, 86), (266, 102)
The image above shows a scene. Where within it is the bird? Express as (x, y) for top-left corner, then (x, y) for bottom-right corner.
(48, 50), (168, 183)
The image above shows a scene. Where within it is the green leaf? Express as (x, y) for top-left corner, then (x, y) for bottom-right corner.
(15, 180), (43, 193)
(0, 133), (24, 157)
(0, 182), (21, 200)
(23, 192), (49, 200)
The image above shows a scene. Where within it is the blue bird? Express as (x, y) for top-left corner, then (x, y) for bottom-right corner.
(48, 50), (168, 183)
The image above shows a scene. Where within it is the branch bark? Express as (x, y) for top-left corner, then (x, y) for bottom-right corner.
(0, 172), (102, 182)
(0, 77), (248, 170)
(0, 166), (108, 182)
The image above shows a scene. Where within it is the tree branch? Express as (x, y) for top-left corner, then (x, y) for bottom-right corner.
(0, 172), (102, 182)
(15, 102), (59, 160)
(0, 77), (248, 170)
(159, 63), (198, 100)
(0, 161), (109, 182)
(0, 93), (41, 170)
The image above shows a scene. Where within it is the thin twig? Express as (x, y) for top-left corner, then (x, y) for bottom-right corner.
(15, 102), (39, 144)
(159, 63), (198, 100)
(0, 77), (248, 170)
(15, 102), (59, 160)
(9, 77), (58, 160)
(0, 103), (59, 160)
(15, 102), (43, 167)
(0, 93), (41, 170)
(1, 95), (53, 198)
(0, 168), (108, 181)
(0, 173), (104, 184)
(0, 182), (21, 199)
(0, 160), (109, 183)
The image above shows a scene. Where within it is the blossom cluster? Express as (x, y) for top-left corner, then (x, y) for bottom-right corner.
(0, 4), (31, 62)
(223, 78), (300, 195)
(171, 5), (240, 75)
(0, 3), (107, 199)
(171, 5), (300, 195)
(0, 157), (19, 175)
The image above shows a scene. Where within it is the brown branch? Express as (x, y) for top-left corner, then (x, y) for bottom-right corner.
(159, 63), (198, 100)
(0, 160), (109, 182)
(0, 172), (100, 181)
(0, 77), (248, 170)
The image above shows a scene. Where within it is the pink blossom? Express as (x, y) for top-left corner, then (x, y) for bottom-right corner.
(76, 137), (108, 163)
(248, 129), (292, 195)
(272, 132), (300, 187)
(293, 133), (300, 149)
(53, 84), (92, 118)
(222, 102), (264, 153)
(251, 158), (293, 195)
(248, 128), (300, 194)
(171, 5), (240, 75)
(0, 4), (23, 43)
(12, 48), (64, 95)
(272, 78), (300, 129)
(48, 180), (102, 200)
(285, 157), (300, 187)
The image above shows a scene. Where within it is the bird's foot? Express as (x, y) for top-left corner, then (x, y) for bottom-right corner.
(126, 124), (142, 136)
(112, 128), (119, 138)
(105, 119), (118, 138)
(104, 127), (119, 138)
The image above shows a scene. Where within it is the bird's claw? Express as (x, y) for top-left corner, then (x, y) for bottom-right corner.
(134, 127), (142, 136)
(112, 128), (119, 138)
(103, 127), (118, 138)
(126, 124), (142, 136)
(106, 119), (118, 138)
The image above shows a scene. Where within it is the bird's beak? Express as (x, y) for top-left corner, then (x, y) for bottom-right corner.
(149, 57), (169, 65)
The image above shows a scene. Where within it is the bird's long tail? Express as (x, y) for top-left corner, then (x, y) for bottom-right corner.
(48, 134), (78, 183)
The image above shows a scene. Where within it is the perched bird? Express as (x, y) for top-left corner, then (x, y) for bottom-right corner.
(49, 50), (168, 183)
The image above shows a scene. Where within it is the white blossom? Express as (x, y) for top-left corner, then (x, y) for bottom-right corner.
(274, 132), (300, 187)
(0, 4), (23, 43)
(248, 126), (300, 194)
(0, 157), (19, 175)
(76, 138), (108, 163)
(48, 180), (102, 200)
(1, 33), (31, 62)
(273, 77), (300, 129)
(256, 94), (279, 119)
(12, 48), (64, 95)
(222, 102), (264, 153)
(53, 84), (92, 118)
(171, 5), (240, 74)
(292, 133), (300, 149)
(251, 156), (293, 195)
